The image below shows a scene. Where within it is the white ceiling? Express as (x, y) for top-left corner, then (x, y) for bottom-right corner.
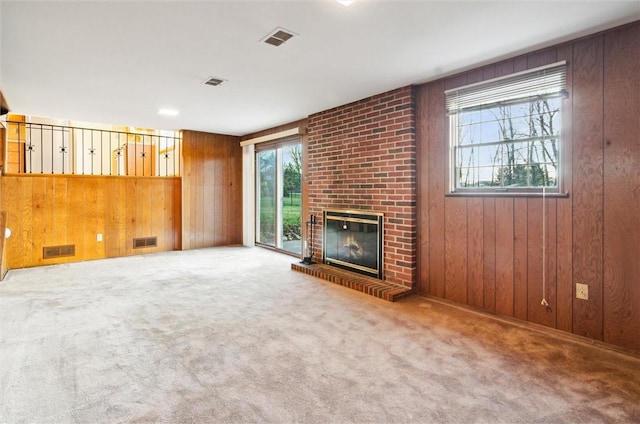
(1, 1), (638, 136)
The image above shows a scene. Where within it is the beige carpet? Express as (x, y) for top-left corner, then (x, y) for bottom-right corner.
(1, 246), (639, 423)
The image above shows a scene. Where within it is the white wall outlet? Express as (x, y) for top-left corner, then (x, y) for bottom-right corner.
(576, 283), (589, 300)
(97, 233), (103, 242)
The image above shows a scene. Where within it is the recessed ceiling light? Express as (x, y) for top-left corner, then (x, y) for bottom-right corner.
(337, 0), (355, 6)
(158, 108), (179, 116)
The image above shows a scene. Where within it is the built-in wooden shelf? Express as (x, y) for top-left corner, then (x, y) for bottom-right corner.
(291, 262), (413, 302)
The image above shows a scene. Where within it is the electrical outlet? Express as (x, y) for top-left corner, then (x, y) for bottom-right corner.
(97, 233), (103, 242)
(576, 283), (589, 300)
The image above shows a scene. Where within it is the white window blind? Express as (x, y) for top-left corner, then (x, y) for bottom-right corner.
(445, 61), (567, 115)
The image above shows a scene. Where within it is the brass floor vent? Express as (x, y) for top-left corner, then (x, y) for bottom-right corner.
(43, 244), (76, 259)
(133, 237), (158, 249)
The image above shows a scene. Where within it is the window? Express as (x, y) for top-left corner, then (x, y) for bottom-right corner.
(255, 141), (302, 255)
(446, 61), (567, 195)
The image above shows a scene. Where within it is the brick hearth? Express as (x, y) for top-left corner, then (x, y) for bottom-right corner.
(291, 262), (412, 302)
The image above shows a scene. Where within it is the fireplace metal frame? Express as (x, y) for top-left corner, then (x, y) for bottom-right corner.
(322, 209), (384, 279)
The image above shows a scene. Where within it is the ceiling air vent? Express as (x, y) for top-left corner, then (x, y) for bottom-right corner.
(203, 77), (225, 87)
(262, 28), (295, 47)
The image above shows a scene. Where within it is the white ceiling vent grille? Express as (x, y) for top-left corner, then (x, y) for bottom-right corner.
(203, 77), (225, 87)
(262, 28), (296, 47)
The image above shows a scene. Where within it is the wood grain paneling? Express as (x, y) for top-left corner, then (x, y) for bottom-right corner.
(526, 198), (544, 324)
(181, 130), (242, 250)
(555, 44), (574, 334)
(0, 175), (181, 269)
(150, 179), (165, 250)
(527, 197), (557, 328)
(67, 178), (85, 261)
(513, 198), (528, 321)
(483, 198), (496, 312)
(603, 23), (640, 351)
(427, 81), (446, 298)
(527, 47), (557, 69)
(0, 211), (7, 280)
(415, 86), (430, 294)
(0, 126), (5, 174)
(495, 198), (514, 316)
(572, 35), (604, 341)
(467, 198), (483, 308)
(125, 178), (137, 255)
(444, 197), (467, 304)
(415, 22), (640, 351)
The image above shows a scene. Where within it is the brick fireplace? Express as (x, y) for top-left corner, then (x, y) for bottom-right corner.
(305, 87), (416, 290)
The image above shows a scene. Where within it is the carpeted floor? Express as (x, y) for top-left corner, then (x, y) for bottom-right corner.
(1, 246), (639, 423)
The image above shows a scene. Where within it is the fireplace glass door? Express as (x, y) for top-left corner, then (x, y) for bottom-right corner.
(255, 143), (302, 255)
(323, 210), (383, 279)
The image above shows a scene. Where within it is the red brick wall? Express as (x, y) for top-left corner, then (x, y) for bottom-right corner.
(306, 87), (416, 289)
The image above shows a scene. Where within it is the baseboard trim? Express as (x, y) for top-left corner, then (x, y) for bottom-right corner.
(416, 294), (640, 360)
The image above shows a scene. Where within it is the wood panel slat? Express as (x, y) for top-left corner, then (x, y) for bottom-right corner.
(603, 24), (640, 351)
(21, 178), (34, 265)
(95, 179), (106, 258)
(572, 35), (604, 341)
(545, 199), (558, 328)
(5, 177), (24, 268)
(513, 198), (528, 321)
(427, 81), (446, 297)
(173, 177), (182, 250)
(105, 177), (124, 257)
(467, 198), (484, 308)
(0, 211), (7, 280)
(53, 178), (68, 248)
(125, 178), (137, 255)
(41, 178), (55, 250)
(195, 132), (205, 248)
(444, 197), (467, 304)
(181, 132), (192, 250)
(140, 179), (151, 240)
(415, 86), (430, 294)
(231, 135), (243, 245)
(527, 198), (558, 328)
(555, 43), (574, 333)
(526, 198), (544, 324)
(483, 198), (496, 313)
(67, 178), (85, 261)
(526, 47), (557, 69)
(495, 198), (514, 317)
(30, 177), (45, 266)
(203, 134), (216, 246)
(213, 135), (224, 246)
(151, 180), (165, 250)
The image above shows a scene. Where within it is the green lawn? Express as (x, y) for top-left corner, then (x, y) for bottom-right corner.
(259, 194), (302, 242)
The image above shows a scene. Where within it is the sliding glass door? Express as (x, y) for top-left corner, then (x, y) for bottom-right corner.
(256, 142), (302, 255)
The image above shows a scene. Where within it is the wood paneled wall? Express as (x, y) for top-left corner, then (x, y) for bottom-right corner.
(415, 22), (640, 351)
(0, 175), (181, 268)
(181, 130), (242, 249)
